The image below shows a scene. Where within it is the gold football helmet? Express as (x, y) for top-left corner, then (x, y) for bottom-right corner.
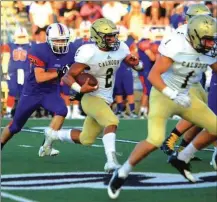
(90, 18), (120, 51)
(187, 15), (217, 56)
(185, 4), (212, 21)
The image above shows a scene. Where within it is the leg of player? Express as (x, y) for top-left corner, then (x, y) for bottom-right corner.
(139, 93), (148, 119)
(161, 119), (194, 155)
(108, 88), (182, 199)
(208, 73), (217, 170)
(1, 95), (40, 150)
(168, 95), (217, 177)
(211, 141), (217, 170)
(38, 92), (68, 157)
(127, 95), (138, 118)
(103, 125), (121, 173)
(115, 95), (125, 118)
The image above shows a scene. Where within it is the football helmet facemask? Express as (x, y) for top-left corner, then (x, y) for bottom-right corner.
(90, 18), (120, 51)
(185, 3), (212, 21)
(46, 23), (70, 54)
(187, 15), (217, 57)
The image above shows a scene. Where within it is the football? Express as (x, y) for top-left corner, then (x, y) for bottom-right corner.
(75, 72), (98, 87)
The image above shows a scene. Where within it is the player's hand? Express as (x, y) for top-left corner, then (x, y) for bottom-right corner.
(173, 93), (191, 108)
(80, 78), (98, 93)
(124, 54), (139, 67)
(162, 87), (191, 108)
(57, 64), (71, 80)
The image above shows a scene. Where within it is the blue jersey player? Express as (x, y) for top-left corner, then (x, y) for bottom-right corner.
(2, 27), (31, 117)
(1, 23), (75, 157)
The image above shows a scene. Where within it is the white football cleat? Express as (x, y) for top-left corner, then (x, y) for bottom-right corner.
(38, 146), (59, 157)
(211, 147), (217, 170)
(104, 161), (121, 173)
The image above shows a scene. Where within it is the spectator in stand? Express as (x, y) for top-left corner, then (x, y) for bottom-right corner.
(1, 27), (31, 118)
(102, 1), (128, 24)
(29, 1), (53, 43)
(122, 1), (145, 42)
(170, 4), (185, 28)
(80, 1), (102, 23)
(145, 1), (169, 25)
(56, 1), (82, 29)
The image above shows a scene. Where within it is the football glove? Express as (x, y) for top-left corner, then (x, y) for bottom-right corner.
(57, 64), (71, 80)
(173, 93), (191, 108)
(162, 87), (191, 108)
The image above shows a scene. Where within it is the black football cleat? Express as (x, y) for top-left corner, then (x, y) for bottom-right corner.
(168, 152), (196, 183)
(107, 169), (127, 199)
(161, 133), (179, 155)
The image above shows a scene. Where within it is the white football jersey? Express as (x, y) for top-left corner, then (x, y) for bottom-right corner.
(75, 42), (130, 103)
(158, 31), (216, 94)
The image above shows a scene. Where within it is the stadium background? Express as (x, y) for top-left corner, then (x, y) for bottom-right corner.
(1, 1), (217, 202)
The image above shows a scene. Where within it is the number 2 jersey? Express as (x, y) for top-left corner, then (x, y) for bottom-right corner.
(74, 42), (130, 104)
(158, 29), (216, 94)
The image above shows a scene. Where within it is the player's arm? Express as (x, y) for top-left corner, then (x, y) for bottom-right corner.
(28, 54), (58, 83)
(1, 44), (10, 75)
(210, 61), (217, 72)
(34, 68), (58, 83)
(124, 54), (144, 71)
(62, 63), (97, 93)
(148, 55), (173, 91)
(62, 44), (98, 93)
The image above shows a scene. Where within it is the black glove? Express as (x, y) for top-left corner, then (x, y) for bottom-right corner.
(57, 64), (71, 80)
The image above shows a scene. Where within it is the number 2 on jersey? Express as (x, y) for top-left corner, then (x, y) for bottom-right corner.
(105, 68), (113, 88)
(181, 71), (195, 88)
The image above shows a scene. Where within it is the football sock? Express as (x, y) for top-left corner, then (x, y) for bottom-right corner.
(140, 107), (148, 114)
(129, 103), (135, 112)
(180, 139), (189, 147)
(102, 133), (116, 162)
(178, 143), (198, 163)
(72, 104), (80, 114)
(1, 142), (5, 150)
(117, 103), (123, 112)
(57, 129), (74, 143)
(118, 160), (133, 178)
(171, 128), (183, 137)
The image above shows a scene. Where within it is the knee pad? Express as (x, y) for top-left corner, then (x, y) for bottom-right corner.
(104, 116), (119, 128)
(79, 132), (95, 146)
(146, 134), (165, 148)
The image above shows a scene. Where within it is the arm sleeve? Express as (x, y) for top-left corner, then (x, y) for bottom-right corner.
(28, 46), (45, 68)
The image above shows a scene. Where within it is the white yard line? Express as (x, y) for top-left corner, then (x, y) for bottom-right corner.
(0, 127), (214, 152)
(1, 192), (38, 202)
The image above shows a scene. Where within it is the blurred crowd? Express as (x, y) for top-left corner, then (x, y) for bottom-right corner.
(1, 1), (216, 119)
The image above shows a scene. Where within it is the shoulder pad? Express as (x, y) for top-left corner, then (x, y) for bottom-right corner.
(74, 44), (95, 64)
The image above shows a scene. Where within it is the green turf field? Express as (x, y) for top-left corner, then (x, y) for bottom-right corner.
(1, 119), (217, 202)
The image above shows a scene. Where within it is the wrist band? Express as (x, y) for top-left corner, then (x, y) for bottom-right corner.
(71, 82), (81, 93)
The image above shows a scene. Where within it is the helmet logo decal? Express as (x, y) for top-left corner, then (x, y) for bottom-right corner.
(57, 23), (64, 36)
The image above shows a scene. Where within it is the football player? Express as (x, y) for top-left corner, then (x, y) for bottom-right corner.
(40, 18), (143, 172)
(107, 15), (217, 199)
(1, 23), (75, 156)
(208, 72), (217, 170)
(1, 27), (31, 117)
(160, 3), (212, 156)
